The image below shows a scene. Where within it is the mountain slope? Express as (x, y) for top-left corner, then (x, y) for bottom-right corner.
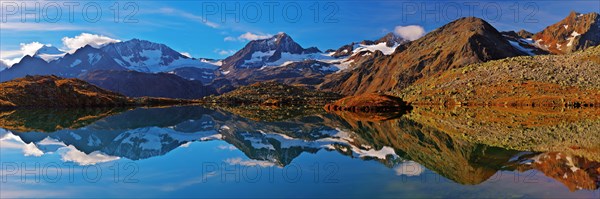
(80, 70), (217, 99)
(319, 17), (526, 95)
(226, 60), (338, 87)
(400, 45), (600, 106)
(533, 11), (600, 54)
(0, 56), (56, 82)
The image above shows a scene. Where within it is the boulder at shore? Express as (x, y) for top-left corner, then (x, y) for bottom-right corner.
(324, 94), (412, 122)
(325, 94), (411, 113)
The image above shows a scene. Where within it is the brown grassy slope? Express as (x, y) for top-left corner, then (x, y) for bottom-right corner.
(399, 46), (600, 106)
(0, 75), (201, 108)
(0, 75), (131, 107)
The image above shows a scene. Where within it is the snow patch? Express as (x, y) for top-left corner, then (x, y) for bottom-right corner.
(508, 40), (535, 56)
(566, 31), (581, 47)
(352, 42), (397, 55)
(69, 59), (82, 67)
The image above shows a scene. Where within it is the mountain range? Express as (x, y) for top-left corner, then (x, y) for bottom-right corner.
(1, 11), (598, 100)
(0, 39), (219, 83)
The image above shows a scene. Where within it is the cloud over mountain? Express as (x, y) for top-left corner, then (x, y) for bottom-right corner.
(62, 33), (121, 53)
(0, 42), (49, 66)
(225, 32), (273, 42)
(394, 25), (426, 41)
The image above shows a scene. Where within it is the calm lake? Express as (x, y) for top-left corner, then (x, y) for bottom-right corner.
(1, 106), (598, 198)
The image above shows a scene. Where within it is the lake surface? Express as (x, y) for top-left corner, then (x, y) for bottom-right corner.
(1, 106), (598, 198)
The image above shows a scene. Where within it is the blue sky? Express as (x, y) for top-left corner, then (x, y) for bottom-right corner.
(1, 0), (598, 64)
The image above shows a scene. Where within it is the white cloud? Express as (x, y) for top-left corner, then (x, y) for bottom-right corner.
(61, 33), (121, 53)
(214, 49), (236, 56)
(217, 145), (237, 150)
(180, 52), (192, 58)
(238, 32), (272, 41)
(158, 7), (219, 28)
(20, 42), (46, 56)
(394, 25), (426, 41)
(225, 32), (273, 42)
(0, 60), (8, 71)
(394, 161), (424, 176)
(223, 36), (236, 41)
(0, 42), (48, 66)
(225, 157), (276, 167)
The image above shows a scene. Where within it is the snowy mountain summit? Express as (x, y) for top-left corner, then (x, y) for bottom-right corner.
(101, 39), (218, 72)
(33, 45), (67, 62)
(220, 33), (322, 71)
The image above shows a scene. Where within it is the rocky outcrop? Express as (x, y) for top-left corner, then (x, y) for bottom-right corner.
(502, 30), (534, 39)
(325, 94), (411, 113)
(324, 94), (412, 122)
(533, 11), (600, 54)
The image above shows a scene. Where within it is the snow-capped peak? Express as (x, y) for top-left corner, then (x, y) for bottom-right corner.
(33, 45), (67, 62)
(100, 39), (218, 72)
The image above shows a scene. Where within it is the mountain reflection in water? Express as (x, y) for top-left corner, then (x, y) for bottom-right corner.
(0, 106), (598, 197)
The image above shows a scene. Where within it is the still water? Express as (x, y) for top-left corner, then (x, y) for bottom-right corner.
(1, 106), (598, 198)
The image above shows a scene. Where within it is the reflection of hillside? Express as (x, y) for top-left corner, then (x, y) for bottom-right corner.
(328, 113), (519, 185)
(406, 106), (600, 161)
(209, 105), (327, 122)
(0, 108), (126, 132)
(87, 106), (220, 130)
(213, 112), (401, 166)
(508, 152), (600, 191)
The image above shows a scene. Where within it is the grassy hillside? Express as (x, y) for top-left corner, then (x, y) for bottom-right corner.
(399, 46), (600, 106)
